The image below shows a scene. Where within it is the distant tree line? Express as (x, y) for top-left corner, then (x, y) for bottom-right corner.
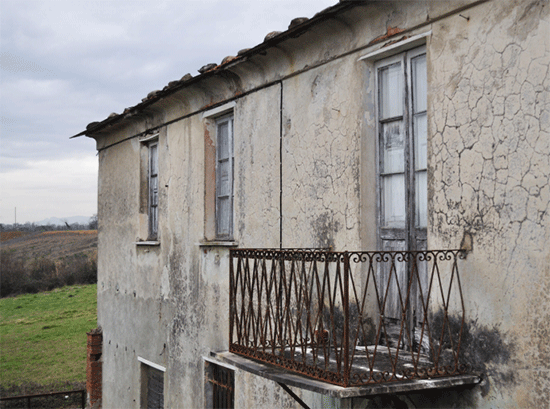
(0, 214), (98, 232)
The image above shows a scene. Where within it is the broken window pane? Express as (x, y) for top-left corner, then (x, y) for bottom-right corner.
(382, 174), (406, 228)
(382, 120), (405, 174)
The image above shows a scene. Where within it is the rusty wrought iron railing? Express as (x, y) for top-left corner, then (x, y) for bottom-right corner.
(229, 249), (468, 387)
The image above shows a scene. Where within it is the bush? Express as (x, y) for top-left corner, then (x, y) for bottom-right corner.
(0, 251), (28, 297)
(0, 252), (97, 297)
(58, 252), (97, 286)
(30, 256), (57, 283)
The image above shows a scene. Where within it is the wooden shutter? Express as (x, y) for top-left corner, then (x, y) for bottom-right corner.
(146, 366), (164, 409)
(216, 116), (234, 239)
(149, 141), (159, 240)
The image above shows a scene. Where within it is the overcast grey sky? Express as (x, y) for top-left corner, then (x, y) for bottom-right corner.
(0, 0), (336, 224)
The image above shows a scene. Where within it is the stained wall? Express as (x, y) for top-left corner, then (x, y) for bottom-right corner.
(92, 0), (549, 407)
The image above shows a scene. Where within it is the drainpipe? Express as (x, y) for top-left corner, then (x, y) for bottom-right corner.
(279, 80), (284, 250)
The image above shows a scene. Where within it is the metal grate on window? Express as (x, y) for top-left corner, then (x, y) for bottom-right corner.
(147, 366), (164, 409)
(205, 361), (234, 409)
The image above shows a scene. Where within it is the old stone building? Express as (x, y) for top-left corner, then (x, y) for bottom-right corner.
(75, 0), (549, 407)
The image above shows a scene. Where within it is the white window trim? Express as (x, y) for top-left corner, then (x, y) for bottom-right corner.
(138, 356), (166, 372)
(203, 101), (236, 119)
(359, 31), (431, 62)
(202, 355), (237, 371)
(138, 132), (160, 143)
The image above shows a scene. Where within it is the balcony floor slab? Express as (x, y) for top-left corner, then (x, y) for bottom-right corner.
(212, 351), (481, 398)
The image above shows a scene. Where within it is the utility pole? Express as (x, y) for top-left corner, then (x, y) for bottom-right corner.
(14, 207), (17, 226)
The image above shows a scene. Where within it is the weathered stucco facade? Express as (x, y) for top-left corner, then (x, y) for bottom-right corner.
(78, 1), (549, 407)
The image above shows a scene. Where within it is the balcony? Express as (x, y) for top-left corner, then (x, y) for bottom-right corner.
(225, 248), (476, 392)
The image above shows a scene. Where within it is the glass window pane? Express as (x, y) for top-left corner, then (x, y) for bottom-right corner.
(415, 170), (427, 228)
(149, 206), (158, 237)
(217, 122), (229, 160)
(217, 160), (230, 197)
(379, 63), (402, 119)
(382, 174), (406, 228)
(216, 115), (233, 239)
(149, 144), (158, 174)
(150, 176), (158, 206)
(412, 54), (427, 113)
(382, 120), (404, 174)
(217, 197), (230, 236)
(414, 113), (427, 170)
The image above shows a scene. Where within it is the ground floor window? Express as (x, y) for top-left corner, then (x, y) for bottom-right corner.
(139, 357), (165, 409)
(204, 360), (234, 409)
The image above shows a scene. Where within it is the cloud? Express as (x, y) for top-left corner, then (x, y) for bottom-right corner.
(0, 155), (98, 224)
(0, 0), (336, 223)
(0, 52), (54, 75)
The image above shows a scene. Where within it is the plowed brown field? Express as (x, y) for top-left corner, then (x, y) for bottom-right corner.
(0, 230), (97, 260)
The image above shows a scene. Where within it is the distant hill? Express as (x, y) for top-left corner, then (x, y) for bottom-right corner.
(35, 216), (91, 226)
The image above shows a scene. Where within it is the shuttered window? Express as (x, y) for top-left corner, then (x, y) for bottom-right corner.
(139, 359), (165, 409)
(146, 366), (164, 409)
(148, 141), (159, 240)
(215, 115), (234, 239)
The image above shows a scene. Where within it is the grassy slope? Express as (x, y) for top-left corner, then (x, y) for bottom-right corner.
(0, 285), (97, 387)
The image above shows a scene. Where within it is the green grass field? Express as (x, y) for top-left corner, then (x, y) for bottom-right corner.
(0, 284), (97, 389)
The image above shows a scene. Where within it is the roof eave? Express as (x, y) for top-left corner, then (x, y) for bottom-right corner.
(72, 1), (362, 139)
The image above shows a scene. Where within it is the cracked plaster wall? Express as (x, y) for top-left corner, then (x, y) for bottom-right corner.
(234, 87), (281, 248)
(429, 0), (550, 406)
(93, 1), (549, 408)
(282, 57), (363, 250)
(94, 85), (318, 407)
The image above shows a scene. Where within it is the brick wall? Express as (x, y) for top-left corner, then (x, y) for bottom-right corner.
(86, 329), (102, 408)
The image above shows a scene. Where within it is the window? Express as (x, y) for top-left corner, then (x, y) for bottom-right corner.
(376, 46), (427, 319)
(377, 47), (427, 234)
(215, 115), (234, 240)
(148, 140), (159, 240)
(202, 102), (236, 243)
(139, 358), (165, 409)
(204, 361), (234, 409)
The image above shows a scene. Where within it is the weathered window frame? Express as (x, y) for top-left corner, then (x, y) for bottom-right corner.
(203, 358), (235, 409)
(138, 133), (160, 244)
(215, 114), (234, 240)
(138, 357), (165, 409)
(148, 140), (159, 241)
(374, 46), (427, 248)
(202, 102), (236, 244)
(373, 46), (428, 322)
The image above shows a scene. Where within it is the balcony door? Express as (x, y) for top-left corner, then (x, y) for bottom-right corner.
(376, 47), (427, 322)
